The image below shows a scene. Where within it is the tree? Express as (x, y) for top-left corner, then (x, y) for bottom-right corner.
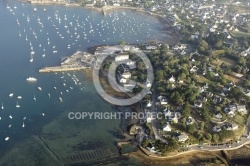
(206, 133), (212, 142)
(215, 40), (223, 49)
(141, 139), (150, 148)
(245, 79), (250, 87)
(119, 41), (126, 45)
(182, 104), (191, 118)
(198, 40), (209, 53)
(137, 61), (146, 70)
(212, 134), (219, 143)
(200, 122), (205, 130)
(187, 124), (196, 134)
(156, 70), (164, 81)
(238, 57), (246, 66)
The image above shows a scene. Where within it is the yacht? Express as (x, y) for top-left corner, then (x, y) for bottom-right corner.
(47, 93), (50, 98)
(1, 103), (4, 110)
(9, 93), (14, 97)
(33, 95), (36, 101)
(22, 122), (25, 128)
(8, 124), (11, 128)
(9, 115), (12, 119)
(26, 77), (37, 82)
(16, 101), (20, 108)
(17, 96), (22, 99)
(38, 87), (42, 91)
(34, 8), (37, 12)
(59, 97), (63, 102)
(30, 56), (34, 62)
(5, 137), (9, 141)
(42, 113), (45, 116)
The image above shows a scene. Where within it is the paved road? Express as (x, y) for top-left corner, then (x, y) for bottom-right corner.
(151, 81), (166, 143)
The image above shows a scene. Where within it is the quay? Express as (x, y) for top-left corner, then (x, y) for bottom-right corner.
(39, 66), (88, 73)
(39, 51), (95, 73)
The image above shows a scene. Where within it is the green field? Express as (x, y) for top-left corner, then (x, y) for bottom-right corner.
(230, 31), (250, 38)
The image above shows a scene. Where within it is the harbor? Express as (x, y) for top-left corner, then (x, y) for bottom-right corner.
(39, 51), (95, 73)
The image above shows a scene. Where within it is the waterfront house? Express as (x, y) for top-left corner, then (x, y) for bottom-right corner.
(115, 53), (129, 61)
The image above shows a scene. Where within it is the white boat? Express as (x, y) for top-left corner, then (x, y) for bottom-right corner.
(38, 87), (42, 91)
(5, 137), (9, 141)
(34, 8), (37, 12)
(42, 113), (45, 116)
(9, 115), (12, 119)
(22, 122), (25, 128)
(16, 101), (20, 108)
(42, 54), (45, 57)
(1, 103), (4, 110)
(33, 95), (36, 101)
(8, 124), (11, 128)
(9, 93), (14, 97)
(53, 87), (57, 89)
(17, 96), (22, 99)
(59, 97), (63, 102)
(26, 77), (37, 82)
(44, 8), (46, 12)
(47, 93), (50, 98)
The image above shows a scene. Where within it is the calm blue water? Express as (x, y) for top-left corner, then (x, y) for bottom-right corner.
(0, 0), (167, 162)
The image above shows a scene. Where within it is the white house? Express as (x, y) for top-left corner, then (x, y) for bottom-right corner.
(163, 108), (181, 123)
(177, 133), (189, 142)
(121, 72), (131, 79)
(119, 77), (127, 84)
(168, 75), (176, 83)
(163, 123), (171, 132)
(237, 105), (248, 114)
(194, 100), (202, 108)
(146, 81), (152, 88)
(115, 54), (129, 61)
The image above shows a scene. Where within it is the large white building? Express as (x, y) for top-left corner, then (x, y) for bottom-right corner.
(115, 54), (129, 61)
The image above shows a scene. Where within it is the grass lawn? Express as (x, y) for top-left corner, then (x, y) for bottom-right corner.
(233, 114), (246, 126)
(196, 75), (212, 84)
(212, 57), (237, 69)
(230, 31), (250, 38)
(224, 74), (243, 84)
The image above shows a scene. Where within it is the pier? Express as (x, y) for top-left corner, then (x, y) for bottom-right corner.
(39, 51), (95, 73)
(39, 66), (88, 73)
